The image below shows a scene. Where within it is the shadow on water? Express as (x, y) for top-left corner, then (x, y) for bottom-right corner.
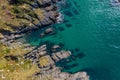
(76, 52), (86, 59)
(56, 50), (85, 71)
(65, 23), (72, 28)
(56, 58), (79, 71)
(39, 41), (65, 54)
(64, 10), (73, 17)
(81, 67), (113, 80)
(58, 27), (65, 31)
(63, 19), (69, 23)
(62, 63), (79, 71)
(70, 49), (86, 59)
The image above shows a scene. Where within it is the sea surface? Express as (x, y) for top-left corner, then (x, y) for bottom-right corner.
(22, 0), (120, 80)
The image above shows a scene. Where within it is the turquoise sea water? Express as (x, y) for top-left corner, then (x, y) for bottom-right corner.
(22, 0), (120, 80)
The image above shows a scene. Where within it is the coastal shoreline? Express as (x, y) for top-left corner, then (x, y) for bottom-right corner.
(0, 0), (89, 80)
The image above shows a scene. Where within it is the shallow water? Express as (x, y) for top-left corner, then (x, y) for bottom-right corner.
(22, 0), (120, 80)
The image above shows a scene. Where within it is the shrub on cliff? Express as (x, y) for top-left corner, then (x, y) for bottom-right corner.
(12, 6), (21, 13)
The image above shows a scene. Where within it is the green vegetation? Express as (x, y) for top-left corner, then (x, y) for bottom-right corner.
(3, 48), (11, 53)
(39, 56), (49, 67)
(28, 11), (38, 18)
(0, 43), (40, 80)
(8, 0), (34, 5)
(12, 6), (24, 13)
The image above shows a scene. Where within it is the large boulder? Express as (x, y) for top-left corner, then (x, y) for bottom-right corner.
(51, 50), (71, 62)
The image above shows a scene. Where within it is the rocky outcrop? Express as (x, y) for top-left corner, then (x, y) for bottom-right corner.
(24, 44), (89, 80)
(39, 67), (89, 80)
(51, 50), (71, 62)
(24, 44), (71, 67)
(39, 27), (56, 38)
(24, 45), (47, 61)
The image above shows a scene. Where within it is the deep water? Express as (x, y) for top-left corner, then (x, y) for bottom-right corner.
(22, 0), (120, 80)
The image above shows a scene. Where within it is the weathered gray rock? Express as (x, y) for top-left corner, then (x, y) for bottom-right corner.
(69, 72), (89, 80)
(24, 45), (47, 61)
(51, 50), (71, 62)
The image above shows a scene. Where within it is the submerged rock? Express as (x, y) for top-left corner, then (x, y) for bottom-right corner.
(45, 27), (54, 34)
(58, 27), (65, 31)
(66, 24), (72, 28)
(40, 32), (45, 38)
(51, 44), (61, 52)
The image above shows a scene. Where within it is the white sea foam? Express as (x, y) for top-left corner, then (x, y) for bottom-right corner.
(56, 12), (64, 23)
(110, 0), (120, 6)
(110, 44), (120, 49)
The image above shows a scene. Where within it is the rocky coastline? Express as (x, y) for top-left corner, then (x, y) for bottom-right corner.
(0, 0), (63, 47)
(0, 0), (63, 43)
(0, 0), (89, 80)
